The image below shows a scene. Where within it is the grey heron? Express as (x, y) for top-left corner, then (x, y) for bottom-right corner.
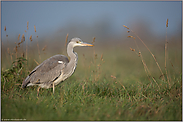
(22, 37), (93, 95)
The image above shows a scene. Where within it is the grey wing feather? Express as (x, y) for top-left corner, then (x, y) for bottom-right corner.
(22, 55), (69, 88)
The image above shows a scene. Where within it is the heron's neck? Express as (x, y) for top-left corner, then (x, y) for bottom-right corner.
(66, 44), (78, 73)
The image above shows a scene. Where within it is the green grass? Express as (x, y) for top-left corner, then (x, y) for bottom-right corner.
(1, 23), (182, 120)
(1, 46), (182, 120)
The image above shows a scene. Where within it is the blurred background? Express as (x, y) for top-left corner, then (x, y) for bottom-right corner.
(1, 1), (182, 77)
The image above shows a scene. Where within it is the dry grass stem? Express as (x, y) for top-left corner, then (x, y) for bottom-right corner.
(7, 48), (13, 62)
(37, 43), (41, 60)
(139, 53), (160, 90)
(4, 26), (11, 63)
(34, 25), (41, 60)
(65, 33), (69, 51)
(92, 37), (96, 61)
(118, 82), (131, 102)
(100, 53), (103, 61)
(15, 46), (18, 59)
(165, 19), (170, 88)
(169, 59), (175, 72)
(125, 25), (160, 89)
(26, 22), (29, 60)
(27, 21), (29, 30)
(34, 59), (39, 65)
(92, 37), (96, 45)
(42, 45), (47, 51)
(18, 34), (20, 41)
(125, 25), (165, 82)
(20, 34), (25, 56)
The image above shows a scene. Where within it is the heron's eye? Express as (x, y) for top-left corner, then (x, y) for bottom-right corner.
(76, 41), (79, 43)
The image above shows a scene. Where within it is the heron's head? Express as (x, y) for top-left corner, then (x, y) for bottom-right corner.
(69, 38), (94, 47)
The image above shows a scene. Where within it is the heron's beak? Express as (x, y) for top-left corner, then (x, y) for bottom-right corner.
(80, 42), (94, 47)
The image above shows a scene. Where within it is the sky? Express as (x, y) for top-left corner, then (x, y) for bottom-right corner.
(1, 1), (182, 42)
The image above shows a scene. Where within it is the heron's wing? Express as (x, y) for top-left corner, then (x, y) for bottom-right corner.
(22, 55), (69, 88)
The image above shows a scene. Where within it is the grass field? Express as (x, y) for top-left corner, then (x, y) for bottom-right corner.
(1, 24), (182, 120)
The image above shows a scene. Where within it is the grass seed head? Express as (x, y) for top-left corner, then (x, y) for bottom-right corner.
(166, 19), (169, 28)
(4, 26), (6, 31)
(42, 45), (47, 51)
(18, 42), (21, 46)
(123, 25), (129, 29)
(128, 36), (133, 38)
(21, 34), (25, 42)
(92, 37), (96, 44)
(130, 47), (135, 51)
(138, 52), (141, 57)
(29, 35), (33, 42)
(111, 75), (116, 79)
(95, 54), (97, 59)
(100, 53), (103, 61)
(27, 21), (29, 30)
(34, 25), (36, 32)
(18, 34), (20, 40)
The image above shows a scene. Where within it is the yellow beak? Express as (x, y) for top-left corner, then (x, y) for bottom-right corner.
(80, 42), (94, 47)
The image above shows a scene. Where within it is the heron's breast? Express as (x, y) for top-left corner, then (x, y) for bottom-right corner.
(53, 55), (78, 86)
(53, 65), (77, 86)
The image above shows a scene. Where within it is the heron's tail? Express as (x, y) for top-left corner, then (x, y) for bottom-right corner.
(21, 83), (27, 88)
